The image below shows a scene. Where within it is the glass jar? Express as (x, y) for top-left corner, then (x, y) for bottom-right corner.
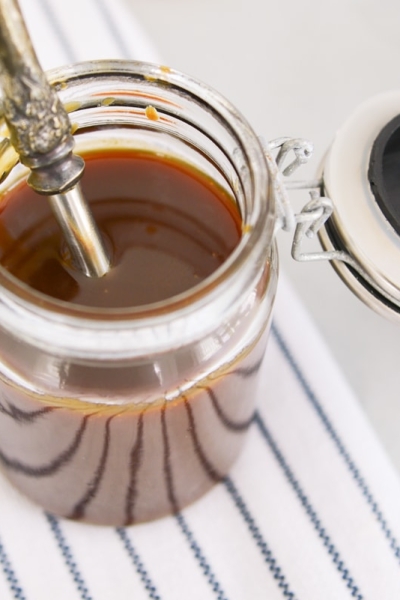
(0, 61), (277, 525)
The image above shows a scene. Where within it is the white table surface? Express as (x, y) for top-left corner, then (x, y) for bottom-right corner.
(125, 0), (400, 472)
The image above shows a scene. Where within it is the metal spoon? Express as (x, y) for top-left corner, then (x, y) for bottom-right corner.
(0, 0), (110, 277)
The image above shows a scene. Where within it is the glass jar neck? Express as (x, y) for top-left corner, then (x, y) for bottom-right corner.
(0, 60), (274, 359)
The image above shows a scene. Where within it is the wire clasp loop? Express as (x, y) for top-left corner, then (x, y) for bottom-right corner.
(264, 136), (398, 305)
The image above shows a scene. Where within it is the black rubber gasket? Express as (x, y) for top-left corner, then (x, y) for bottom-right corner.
(369, 114), (400, 236)
(323, 215), (400, 314)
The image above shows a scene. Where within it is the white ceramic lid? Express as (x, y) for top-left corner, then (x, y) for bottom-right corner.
(321, 91), (400, 321)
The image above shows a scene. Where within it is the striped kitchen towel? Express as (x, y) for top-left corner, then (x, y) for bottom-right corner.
(0, 0), (400, 598)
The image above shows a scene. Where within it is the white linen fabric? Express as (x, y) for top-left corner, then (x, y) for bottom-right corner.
(0, 1), (400, 598)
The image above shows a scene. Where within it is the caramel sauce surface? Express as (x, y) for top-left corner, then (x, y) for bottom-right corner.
(0, 151), (241, 307)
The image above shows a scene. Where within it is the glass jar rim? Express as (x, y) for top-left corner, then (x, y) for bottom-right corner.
(0, 60), (274, 358)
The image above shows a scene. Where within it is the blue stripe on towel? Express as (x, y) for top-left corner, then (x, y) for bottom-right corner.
(116, 528), (162, 600)
(224, 477), (298, 600)
(175, 513), (229, 600)
(35, 0), (78, 63)
(272, 322), (400, 565)
(0, 537), (26, 600)
(45, 513), (93, 600)
(254, 412), (363, 599)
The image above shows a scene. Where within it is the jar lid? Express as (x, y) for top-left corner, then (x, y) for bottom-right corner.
(320, 91), (400, 321)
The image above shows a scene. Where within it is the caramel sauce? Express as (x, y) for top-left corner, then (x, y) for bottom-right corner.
(0, 151), (241, 307)
(0, 150), (270, 525)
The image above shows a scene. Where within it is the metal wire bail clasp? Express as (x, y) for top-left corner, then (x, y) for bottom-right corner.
(263, 135), (356, 261)
(263, 136), (400, 307)
(262, 137), (316, 234)
(262, 136), (335, 259)
(291, 193), (334, 262)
